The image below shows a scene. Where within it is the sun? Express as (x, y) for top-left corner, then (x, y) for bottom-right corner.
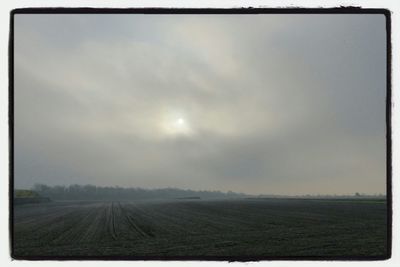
(160, 111), (193, 137)
(177, 118), (185, 125)
(171, 117), (191, 134)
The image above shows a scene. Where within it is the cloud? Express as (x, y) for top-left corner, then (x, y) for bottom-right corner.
(14, 14), (386, 195)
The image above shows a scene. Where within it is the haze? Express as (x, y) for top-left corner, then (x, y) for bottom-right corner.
(14, 14), (387, 195)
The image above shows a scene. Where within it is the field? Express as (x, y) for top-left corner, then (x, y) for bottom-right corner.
(13, 198), (388, 259)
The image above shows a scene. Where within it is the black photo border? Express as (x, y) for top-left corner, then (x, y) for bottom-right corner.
(8, 6), (392, 262)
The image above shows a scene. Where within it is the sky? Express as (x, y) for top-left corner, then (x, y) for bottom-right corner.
(14, 14), (387, 195)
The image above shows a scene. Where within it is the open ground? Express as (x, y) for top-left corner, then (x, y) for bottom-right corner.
(13, 198), (387, 258)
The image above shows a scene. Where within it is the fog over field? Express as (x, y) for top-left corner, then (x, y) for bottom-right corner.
(14, 14), (387, 195)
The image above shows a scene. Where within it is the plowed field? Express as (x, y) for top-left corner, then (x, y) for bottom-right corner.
(13, 198), (388, 258)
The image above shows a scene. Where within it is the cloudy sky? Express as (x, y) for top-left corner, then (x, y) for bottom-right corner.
(14, 14), (387, 195)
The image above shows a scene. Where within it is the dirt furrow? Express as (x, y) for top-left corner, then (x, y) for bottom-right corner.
(50, 206), (99, 245)
(118, 202), (153, 238)
(108, 202), (118, 240)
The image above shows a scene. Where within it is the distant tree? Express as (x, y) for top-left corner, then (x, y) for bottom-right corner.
(28, 183), (248, 201)
(33, 183), (50, 195)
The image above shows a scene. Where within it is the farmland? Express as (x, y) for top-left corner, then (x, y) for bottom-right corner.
(13, 198), (388, 259)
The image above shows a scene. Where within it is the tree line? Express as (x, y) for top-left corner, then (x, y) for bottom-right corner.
(31, 184), (247, 200)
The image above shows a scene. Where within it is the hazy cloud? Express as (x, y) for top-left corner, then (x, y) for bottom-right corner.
(14, 14), (386, 195)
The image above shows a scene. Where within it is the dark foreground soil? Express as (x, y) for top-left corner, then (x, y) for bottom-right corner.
(12, 198), (388, 259)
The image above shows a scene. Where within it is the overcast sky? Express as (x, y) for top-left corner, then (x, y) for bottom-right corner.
(14, 14), (387, 195)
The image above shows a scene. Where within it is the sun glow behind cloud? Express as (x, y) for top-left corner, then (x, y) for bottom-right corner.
(160, 109), (194, 137)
